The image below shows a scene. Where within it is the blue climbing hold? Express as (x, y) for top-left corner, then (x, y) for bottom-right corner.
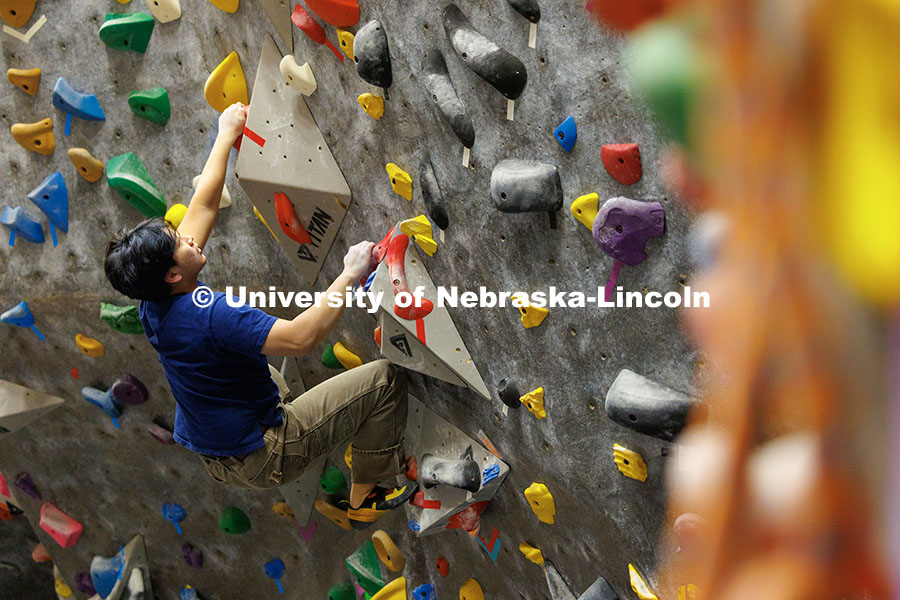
(1, 301), (45, 341)
(482, 463), (500, 486)
(553, 115), (577, 152)
(408, 519), (420, 533)
(90, 546), (125, 599)
(180, 586), (200, 600)
(52, 77), (106, 136)
(265, 558), (286, 594)
(413, 583), (437, 600)
(162, 503), (188, 534)
(1, 206), (44, 246)
(81, 385), (123, 428)
(28, 170), (68, 246)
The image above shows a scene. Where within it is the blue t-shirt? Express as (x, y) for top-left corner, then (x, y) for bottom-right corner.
(139, 283), (282, 456)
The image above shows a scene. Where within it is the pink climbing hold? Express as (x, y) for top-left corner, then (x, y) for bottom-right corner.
(0, 471), (8, 498)
(601, 143), (643, 185)
(39, 502), (83, 548)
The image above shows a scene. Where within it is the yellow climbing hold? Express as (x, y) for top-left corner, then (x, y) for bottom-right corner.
(400, 215), (438, 256)
(629, 564), (658, 600)
(372, 530), (405, 572)
(116, 0), (132, 3)
(337, 28), (355, 61)
(204, 51), (248, 113)
(272, 502), (294, 519)
(55, 576), (72, 597)
(518, 541), (544, 566)
(512, 293), (548, 328)
(386, 163), (413, 201)
(358, 93), (384, 120)
(11, 118), (55, 156)
(207, 0), (238, 12)
(75, 334), (105, 357)
(520, 387), (546, 420)
(614, 443), (648, 482)
(677, 584), (701, 600)
(7, 67), (40, 96)
(254, 206), (279, 241)
(571, 192), (599, 230)
(165, 203), (188, 230)
(333, 342), (363, 369)
(68, 148), (104, 183)
(344, 443), (353, 468)
(371, 577), (406, 600)
(524, 482), (555, 524)
(459, 578), (484, 600)
(314, 498), (352, 531)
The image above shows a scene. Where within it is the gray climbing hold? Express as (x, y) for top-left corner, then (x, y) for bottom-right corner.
(419, 453), (480, 492)
(605, 369), (698, 442)
(490, 159), (563, 213)
(419, 153), (449, 230)
(507, 0), (541, 23)
(442, 4), (527, 100)
(544, 558), (620, 600)
(354, 20), (392, 88)
(421, 48), (474, 148)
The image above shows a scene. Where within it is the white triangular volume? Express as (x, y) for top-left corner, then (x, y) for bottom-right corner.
(369, 225), (490, 399)
(402, 397), (509, 536)
(278, 455), (326, 528)
(235, 35), (351, 286)
(256, 0), (294, 54)
(0, 379), (65, 436)
(106, 535), (152, 600)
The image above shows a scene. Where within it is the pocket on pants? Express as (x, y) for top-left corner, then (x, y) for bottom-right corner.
(200, 456), (228, 484)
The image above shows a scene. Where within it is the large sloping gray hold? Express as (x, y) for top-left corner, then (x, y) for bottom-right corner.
(355, 20), (392, 88)
(544, 559), (620, 600)
(605, 369), (697, 442)
(419, 153), (449, 230)
(421, 48), (475, 148)
(419, 453), (481, 492)
(490, 159), (563, 213)
(442, 4), (527, 100)
(506, 0), (541, 22)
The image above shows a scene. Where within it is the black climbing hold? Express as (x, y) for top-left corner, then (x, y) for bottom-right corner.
(421, 48), (475, 148)
(497, 378), (520, 409)
(490, 159), (563, 213)
(506, 0), (541, 23)
(604, 369), (699, 442)
(419, 153), (449, 230)
(354, 20), (392, 88)
(419, 453), (480, 492)
(442, 4), (527, 100)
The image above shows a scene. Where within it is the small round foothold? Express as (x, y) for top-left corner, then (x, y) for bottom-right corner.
(436, 556), (449, 576)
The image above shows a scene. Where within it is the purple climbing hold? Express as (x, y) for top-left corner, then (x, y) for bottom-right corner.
(592, 197), (665, 266)
(111, 373), (148, 406)
(181, 543), (204, 569)
(75, 572), (96, 595)
(14, 473), (41, 500)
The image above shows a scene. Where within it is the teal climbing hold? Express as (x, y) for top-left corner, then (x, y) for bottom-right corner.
(128, 87), (170, 126)
(99, 13), (155, 53)
(1, 301), (45, 340)
(218, 506), (251, 534)
(328, 582), (356, 600)
(345, 540), (384, 596)
(106, 152), (166, 218)
(320, 465), (347, 494)
(52, 78), (105, 136)
(28, 170), (68, 247)
(1, 206), (44, 246)
(100, 302), (144, 334)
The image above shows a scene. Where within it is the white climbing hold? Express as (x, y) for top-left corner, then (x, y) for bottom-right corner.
(279, 55), (317, 96)
(145, 0), (181, 23)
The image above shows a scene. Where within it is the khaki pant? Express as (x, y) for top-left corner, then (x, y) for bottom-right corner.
(199, 359), (408, 488)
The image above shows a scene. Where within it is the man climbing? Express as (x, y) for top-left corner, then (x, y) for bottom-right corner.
(104, 102), (415, 528)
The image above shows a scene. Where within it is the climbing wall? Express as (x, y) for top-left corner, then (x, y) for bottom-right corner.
(0, 1), (696, 599)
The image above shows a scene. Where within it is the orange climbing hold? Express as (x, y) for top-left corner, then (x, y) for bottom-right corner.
(7, 67), (41, 96)
(11, 118), (55, 156)
(0, 0), (37, 28)
(207, 0), (238, 13)
(586, 0), (669, 32)
(274, 192), (312, 245)
(31, 542), (51, 562)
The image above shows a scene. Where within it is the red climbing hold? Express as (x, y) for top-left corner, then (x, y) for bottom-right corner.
(601, 143), (643, 185)
(386, 234), (434, 321)
(274, 192), (312, 246)
(436, 556), (449, 577)
(404, 454), (418, 481)
(305, 0), (360, 28)
(291, 4), (344, 62)
(445, 501), (489, 533)
(71, 367), (79, 379)
(586, 0), (668, 32)
(373, 325), (382, 347)
(411, 491), (441, 510)
(373, 227), (395, 264)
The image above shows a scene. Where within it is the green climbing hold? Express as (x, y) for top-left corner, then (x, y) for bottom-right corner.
(98, 13), (156, 54)
(321, 344), (343, 369)
(218, 506), (251, 534)
(345, 540), (384, 596)
(128, 87), (170, 126)
(319, 465), (347, 494)
(107, 152), (166, 218)
(327, 582), (356, 600)
(100, 302), (144, 334)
